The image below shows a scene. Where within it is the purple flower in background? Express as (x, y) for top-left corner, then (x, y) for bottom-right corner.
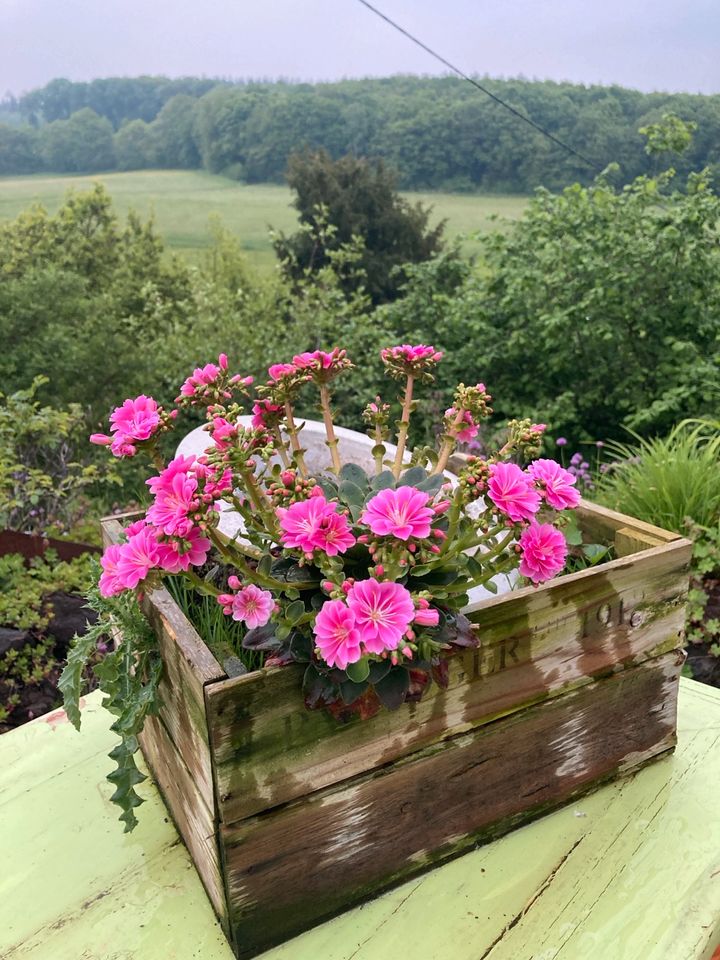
(555, 437), (567, 447)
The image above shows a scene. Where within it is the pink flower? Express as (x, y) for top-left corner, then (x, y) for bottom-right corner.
(180, 362), (222, 396)
(519, 523), (568, 584)
(98, 544), (124, 597)
(227, 584), (275, 629)
(313, 599), (362, 669)
(146, 456), (199, 537)
(115, 526), (162, 590)
(361, 486), (434, 541)
(347, 579), (415, 653)
(208, 416), (237, 451)
(124, 517), (148, 538)
(110, 395), (160, 441)
(381, 344), (443, 365)
(269, 363), (297, 381)
(156, 527), (212, 573)
(292, 348), (351, 381)
(252, 399), (283, 430)
(487, 461), (541, 522)
(90, 395), (163, 457)
(315, 510), (356, 556)
(527, 459), (581, 511)
(277, 494), (354, 555)
(446, 407), (478, 443)
(177, 355), (252, 405)
(413, 607), (440, 627)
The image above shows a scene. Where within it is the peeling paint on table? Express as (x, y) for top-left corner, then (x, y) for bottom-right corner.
(1, 679), (719, 960)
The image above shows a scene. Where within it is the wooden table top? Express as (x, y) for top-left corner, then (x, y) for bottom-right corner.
(1, 677), (719, 960)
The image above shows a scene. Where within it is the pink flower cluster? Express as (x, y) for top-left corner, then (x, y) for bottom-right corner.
(381, 344), (443, 366)
(217, 577), (275, 629)
(487, 462), (542, 522)
(98, 518), (211, 597)
(527, 459), (581, 511)
(487, 459), (580, 522)
(292, 348), (352, 382)
(277, 491), (356, 556)
(90, 395), (172, 458)
(176, 353), (253, 406)
(144, 454), (231, 538)
(313, 579), (437, 669)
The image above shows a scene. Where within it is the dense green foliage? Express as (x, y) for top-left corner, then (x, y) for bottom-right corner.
(381, 163), (720, 443)
(1, 139), (718, 450)
(597, 420), (720, 663)
(274, 150), (445, 302)
(0, 378), (118, 536)
(4, 75), (720, 190)
(597, 422), (720, 533)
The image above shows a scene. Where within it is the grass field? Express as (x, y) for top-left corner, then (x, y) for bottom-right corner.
(0, 170), (527, 270)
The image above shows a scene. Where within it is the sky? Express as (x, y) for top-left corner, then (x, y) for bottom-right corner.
(0, 0), (719, 97)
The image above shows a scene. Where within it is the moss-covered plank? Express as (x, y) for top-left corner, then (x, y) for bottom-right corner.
(206, 537), (690, 824)
(220, 651), (682, 959)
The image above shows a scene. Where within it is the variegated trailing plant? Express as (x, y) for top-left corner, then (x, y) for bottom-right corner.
(62, 344), (583, 829)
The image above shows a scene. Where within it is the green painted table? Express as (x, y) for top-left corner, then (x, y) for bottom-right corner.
(2, 678), (720, 960)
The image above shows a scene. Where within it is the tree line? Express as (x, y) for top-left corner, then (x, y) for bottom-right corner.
(2, 74), (720, 190)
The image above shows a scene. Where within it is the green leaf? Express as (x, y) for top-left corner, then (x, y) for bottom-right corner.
(257, 555), (272, 577)
(370, 469), (395, 491)
(340, 462), (369, 487)
(58, 629), (97, 730)
(285, 599), (305, 624)
(375, 668), (410, 710)
(339, 480), (366, 505)
(417, 474), (445, 494)
(398, 466), (428, 487)
(345, 656), (370, 683)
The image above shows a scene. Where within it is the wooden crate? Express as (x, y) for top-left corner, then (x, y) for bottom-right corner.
(101, 500), (692, 959)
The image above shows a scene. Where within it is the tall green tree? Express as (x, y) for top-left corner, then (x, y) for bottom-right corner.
(273, 150), (445, 303)
(40, 108), (115, 172)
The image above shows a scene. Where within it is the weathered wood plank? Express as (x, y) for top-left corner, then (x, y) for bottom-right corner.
(220, 651), (683, 959)
(577, 499), (681, 546)
(614, 525), (666, 558)
(206, 537), (691, 824)
(139, 713), (227, 924)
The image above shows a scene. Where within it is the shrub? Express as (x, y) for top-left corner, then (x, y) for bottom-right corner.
(596, 421), (720, 533)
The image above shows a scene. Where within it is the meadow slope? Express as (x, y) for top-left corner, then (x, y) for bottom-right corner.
(0, 170), (527, 269)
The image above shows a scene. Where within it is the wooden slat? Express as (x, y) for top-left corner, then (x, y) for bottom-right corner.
(139, 713), (227, 924)
(220, 651), (683, 959)
(614, 525), (666, 558)
(205, 537), (691, 824)
(577, 499), (681, 545)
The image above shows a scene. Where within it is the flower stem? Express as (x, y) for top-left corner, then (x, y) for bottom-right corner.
(373, 425), (386, 475)
(179, 569), (221, 597)
(433, 407), (465, 476)
(392, 375), (414, 480)
(284, 400), (309, 477)
(319, 384), (342, 475)
(271, 427), (291, 468)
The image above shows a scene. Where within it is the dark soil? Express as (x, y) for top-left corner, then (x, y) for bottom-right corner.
(0, 591), (99, 734)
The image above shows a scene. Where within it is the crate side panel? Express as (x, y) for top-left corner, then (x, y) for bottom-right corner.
(221, 651), (682, 959)
(207, 539), (690, 823)
(139, 713), (227, 924)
